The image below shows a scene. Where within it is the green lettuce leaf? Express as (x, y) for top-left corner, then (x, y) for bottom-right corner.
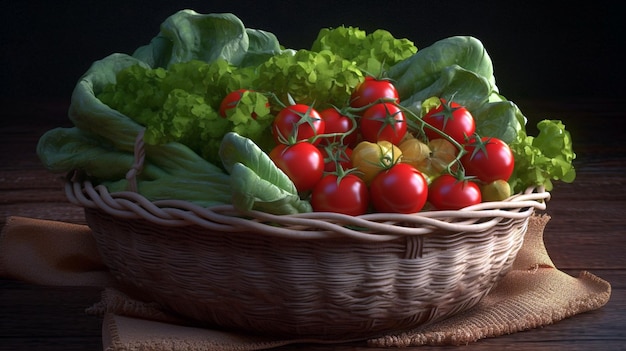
(132, 10), (281, 68)
(311, 25), (417, 76)
(508, 120), (576, 193)
(388, 36), (497, 99)
(230, 163), (312, 214)
(219, 132), (311, 214)
(255, 49), (364, 109)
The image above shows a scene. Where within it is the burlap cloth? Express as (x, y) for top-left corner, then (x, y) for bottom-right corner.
(0, 214), (611, 350)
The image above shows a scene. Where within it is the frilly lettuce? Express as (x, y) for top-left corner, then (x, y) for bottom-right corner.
(311, 26), (418, 76)
(255, 49), (364, 109)
(96, 59), (272, 164)
(508, 120), (576, 193)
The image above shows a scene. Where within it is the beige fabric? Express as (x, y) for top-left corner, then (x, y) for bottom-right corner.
(102, 314), (298, 351)
(0, 216), (115, 286)
(0, 215), (612, 349)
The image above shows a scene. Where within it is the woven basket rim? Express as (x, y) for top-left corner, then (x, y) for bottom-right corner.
(66, 174), (549, 242)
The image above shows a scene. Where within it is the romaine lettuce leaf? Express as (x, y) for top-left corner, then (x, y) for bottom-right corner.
(219, 132), (311, 214)
(389, 36), (497, 99)
(132, 11), (281, 68)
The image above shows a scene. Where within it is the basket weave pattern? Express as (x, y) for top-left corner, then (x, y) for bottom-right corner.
(67, 177), (548, 339)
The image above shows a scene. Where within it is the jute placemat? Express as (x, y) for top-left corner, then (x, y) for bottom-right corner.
(0, 214), (611, 349)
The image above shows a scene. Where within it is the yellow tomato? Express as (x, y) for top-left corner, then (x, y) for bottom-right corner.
(417, 138), (459, 177)
(480, 179), (512, 202)
(398, 138), (430, 169)
(351, 141), (402, 184)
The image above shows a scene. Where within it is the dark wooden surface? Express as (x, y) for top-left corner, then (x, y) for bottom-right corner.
(1, 99), (625, 350)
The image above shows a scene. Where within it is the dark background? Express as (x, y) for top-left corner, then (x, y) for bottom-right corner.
(1, 1), (623, 110)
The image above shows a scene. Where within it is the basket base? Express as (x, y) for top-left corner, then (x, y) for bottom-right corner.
(85, 206), (528, 339)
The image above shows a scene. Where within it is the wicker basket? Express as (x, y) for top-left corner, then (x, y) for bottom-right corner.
(66, 173), (549, 339)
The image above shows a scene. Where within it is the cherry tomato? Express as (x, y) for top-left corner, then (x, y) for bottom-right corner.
(272, 104), (325, 144)
(350, 76), (399, 109)
(311, 174), (369, 215)
(461, 137), (514, 182)
(360, 102), (407, 144)
(269, 142), (324, 192)
(370, 163), (428, 213)
(351, 140), (402, 184)
(219, 89), (247, 117)
(415, 138), (460, 177)
(480, 179), (512, 202)
(398, 138), (431, 169)
(422, 99), (475, 144)
(318, 107), (358, 147)
(428, 174), (482, 210)
(319, 144), (353, 173)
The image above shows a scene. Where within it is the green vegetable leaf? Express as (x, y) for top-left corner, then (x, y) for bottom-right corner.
(508, 120), (576, 193)
(240, 28), (282, 66)
(472, 97), (526, 144)
(230, 162), (312, 214)
(403, 65), (493, 115)
(224, 90), (274, 151)
(37, 127), (163, 180)
(255, 49), (364, 109)
(311, 25), (417, 76)
(104, 173), (233, 207)
(219, 132), (297, 194)
(132, 11), (280, 68)
(219, 132), (312, 214)
(388, 36), (497, 99)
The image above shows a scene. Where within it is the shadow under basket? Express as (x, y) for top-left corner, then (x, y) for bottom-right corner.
(67, 178), (549, 340)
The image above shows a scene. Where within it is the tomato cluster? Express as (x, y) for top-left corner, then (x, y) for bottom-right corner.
(219, 77), (515, 215)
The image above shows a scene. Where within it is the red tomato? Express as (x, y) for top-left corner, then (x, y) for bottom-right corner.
(219, 89), (249, 117)
(311, 174), (369, 215)
(319, 144), (353, 173)
(350, 77), (399, 109)
(360, 102), (407, 144)
(461, 137), (514, 182)
(369, 163), (428, 213)
(423, 99), (475, 144)
(272, 104), (325, 144)
(318, 108), (358, 147)
(270, 142), (324, 192)
(428, 174), (482, 210)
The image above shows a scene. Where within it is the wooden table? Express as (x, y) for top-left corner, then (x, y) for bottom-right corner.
(1, 98), (624, 350)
